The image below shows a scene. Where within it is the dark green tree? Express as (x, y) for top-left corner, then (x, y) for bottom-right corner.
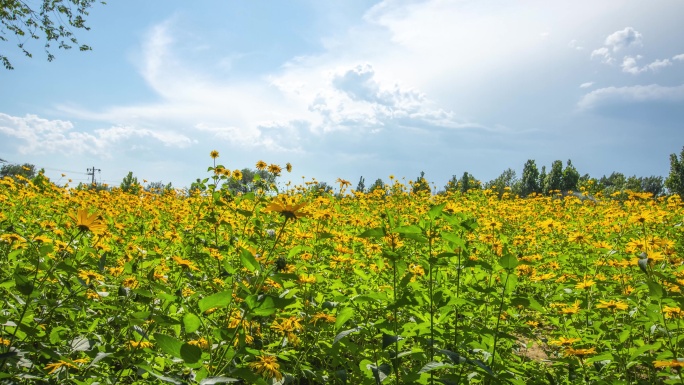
(1, 0), (105, 70)
(226, 168), (276, 194)
(543, 160), (563, 195)
(120, 171), (141, 195)
(444, 174), (459, 193)
(369, 178), (386, 193)
(355, 176), (365, 193)
(0, 162), (36, 180)
(561, 159), (580, 192)
(666, 147), (684, 196)
(145, 181), (174, 195)
(485, 168), (518, 198)
(411, 171), (431, 194)
(599, 172), (626, 196)
(520, 159), (540, 197)
(538, 166), (547, 194)
(641, 176), (664, 197)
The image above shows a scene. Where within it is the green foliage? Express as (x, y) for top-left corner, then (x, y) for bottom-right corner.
(355, 176), (365, 193)
(485, 168), (517, 198)
(1, 0), (105, 70)
(543, 160), (563, 194)
(665, 146), (684, 196)
(411, 171), (431, 194)
(120, 171), (141, 195)
(226, 168), (275, 194)
(0, 162), (36, 181)
(145, 181), (174, 195)
(369, 178), (385, 193)
(520, 159), (540, 197)
(561, 159), (580, 192)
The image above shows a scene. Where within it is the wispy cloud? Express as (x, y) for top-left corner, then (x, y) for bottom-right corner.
(0, 113), (192, 157)
(578, 84), (684, 110)
(591, 27), (643, 65)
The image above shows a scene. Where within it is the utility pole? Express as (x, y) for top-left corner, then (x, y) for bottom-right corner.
(87, 166), (101, 185)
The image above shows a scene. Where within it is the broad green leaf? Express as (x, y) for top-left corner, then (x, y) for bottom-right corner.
(183, 313), (201, 334)
(335, 307), (354, 330)
(334, 327), (362, 344)
(358, 228), (385, 239)
(154, 333), (183, 359)
(647, 280), (663, 300)
(498, 253), (518, 270)
(428, 202), (446, 220)
(393, 225), (422, 234)
(419, 361), (452, 373)
(14, 272), (33, 296)
(382, 333), (404, 349)
(180, 343), (202, 364)
(198, 290), (233, 313)
(240, 248), (260, 272)
(200, 378), (241, 384)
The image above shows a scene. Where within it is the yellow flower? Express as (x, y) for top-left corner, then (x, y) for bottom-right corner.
(0, 337), (10, 346)
(210, 150), (219, 159)
(267, 164), (282, 176)
(654, 359), (684, 368)
(575, 278), (595, 290)
(72, 209), (107, 235)
(127, 340), (153, 349)
(564, 347), (596, 357)
(172, 255), (199, 271)
(286, 162), (292, 172)
(78, 270), (104, 285)
(264, 197), (309, 220)
(233, 169), (243, 181)
(310, 312), (336, 325)
(188, 337), (211, 349)
(297, 274), (316, 284)
(44, 360), (77, 374)
(248, 354), (283, 381)
(122, 277), (139, 288)
(550, 337), (581, 346)
(595, 300), (629, 311)
(256, 160), (267, 170)
(663, 306), (684, 319)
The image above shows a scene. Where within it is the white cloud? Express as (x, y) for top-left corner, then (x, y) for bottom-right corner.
(590, 47), (613, 64)
(621, 55), (673, 74)
(579, 82), (594, 88)
(604, 27), (643, 51)
(591, 27), (643, 65)
(578, 84), (684, 110)
(569, 39), (584, 51)
(0, 113), (192, 157)
(673, 53), (684, 61)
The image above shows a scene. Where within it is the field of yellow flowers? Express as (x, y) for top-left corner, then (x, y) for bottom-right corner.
(1, 158), (683, 385)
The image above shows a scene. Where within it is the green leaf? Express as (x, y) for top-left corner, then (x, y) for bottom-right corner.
(498, 253), (518, 270)
(419, 361), (452, 373)
(382, 333), (404, 349)
(200, 378), (241, 384)
(239, 248), (260, 272)
(368, 363), (392, 383)
(393, 225), (422, 234)
(14, 272), (33, 296)
(183, 313), (202, 334)
(154, 333), (183, 359)
(358, 228), (384, 239)
(428, 203), (446, 220)
(198, 290), (233, 313)
(647, 280), (663, 300)
(180, 343), (202, 364)
(335, 307), (354, 330)
(334, 327), (362, 344)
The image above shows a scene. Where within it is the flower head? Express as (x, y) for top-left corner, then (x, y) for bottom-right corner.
(248, 354), (283, 381)
(72, 209), (106, 235)
(264, 197), (309, 221)
(210, 150), (219, 159)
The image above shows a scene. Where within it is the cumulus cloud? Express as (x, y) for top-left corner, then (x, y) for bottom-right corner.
(604, 27), (643, 51)
(0, 113), (192, 157)
(578, 84), (684, 110)
(674, 54), (684, 62)
(579, 82), (594, 88)
(622, 55), (674, 74)
(591, 27), (643, 65)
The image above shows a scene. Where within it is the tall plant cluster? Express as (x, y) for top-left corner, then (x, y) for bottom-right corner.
(1, 152), (683, 384)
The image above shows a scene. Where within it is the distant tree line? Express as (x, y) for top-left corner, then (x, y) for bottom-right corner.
(3, 146), (684, 198)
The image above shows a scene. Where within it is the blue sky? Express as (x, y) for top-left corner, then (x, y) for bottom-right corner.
(1, 0), (683, 190)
